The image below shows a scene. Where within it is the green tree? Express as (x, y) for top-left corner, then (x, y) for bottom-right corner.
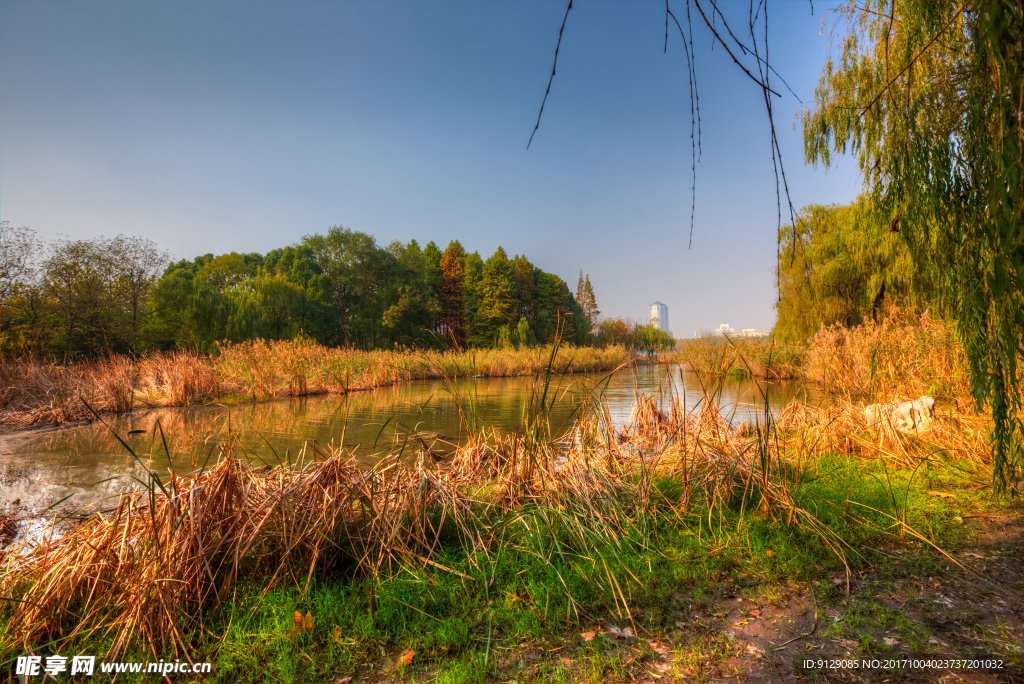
(471, 247), (517, 347)
(774, 198), (935, 343)
(803, 0), (1024, 486)
(513, 255), (538, 324)
(439, 241), (466, 348)
(301, 227), (399, 348)
(462, 251), (485, 344)
(575, 271), (600, 330)
(32, 235), (167, 359)
(226, 272), (306, 341)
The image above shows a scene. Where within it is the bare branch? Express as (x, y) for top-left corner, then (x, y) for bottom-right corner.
(527, 0), (573, 150)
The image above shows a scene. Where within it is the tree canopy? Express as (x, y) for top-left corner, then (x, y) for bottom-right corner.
(803, 0), (1024, 487)
(774, 196), (940, 343)
(1, 227), (598, 357)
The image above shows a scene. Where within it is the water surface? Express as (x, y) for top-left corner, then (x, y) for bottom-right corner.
(1, 365), (820, 512)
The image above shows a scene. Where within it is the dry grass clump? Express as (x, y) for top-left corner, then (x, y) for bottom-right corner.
(0, 356), (138, 428)
(804, 309), (971, 404)
(0, 342), (630, 429)
(674, 338), (804, 380)
(0, 444), (478, 657)
(213, 339), (630, 399)
(138, 351), (224, 406)
(770, 393), (992, 467)
(0, 383), (844, 657)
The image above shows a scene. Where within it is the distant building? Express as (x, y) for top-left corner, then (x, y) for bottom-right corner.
(649, 301), (670, 336)
(710, 323), (770, 339)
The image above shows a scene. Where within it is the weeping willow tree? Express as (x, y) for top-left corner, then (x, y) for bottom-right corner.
(803, 0), (1023, 489)
(775, 197), (938, 343)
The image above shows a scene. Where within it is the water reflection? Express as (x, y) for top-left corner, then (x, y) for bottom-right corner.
(1, 365), (820, 512)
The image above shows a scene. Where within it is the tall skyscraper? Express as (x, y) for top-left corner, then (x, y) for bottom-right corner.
(649, 301), (669, 335)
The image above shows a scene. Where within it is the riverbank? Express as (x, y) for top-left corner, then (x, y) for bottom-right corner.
(671, 310), (971, 404)
(0, 342), (632, 431)
(1, 353), (1018, 682)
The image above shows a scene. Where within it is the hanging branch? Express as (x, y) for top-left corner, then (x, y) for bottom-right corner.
(527, 0), (573, 150)
(528, 0), (803, 267)
(666, 2), (702, 247)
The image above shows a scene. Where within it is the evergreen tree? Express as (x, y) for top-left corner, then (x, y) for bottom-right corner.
(513, 255), (537, 323)
(582, 275), (599, 328)
(471, 247), (517, 347)
(439, 241), (466, 348)
(462, 251), (485, 344)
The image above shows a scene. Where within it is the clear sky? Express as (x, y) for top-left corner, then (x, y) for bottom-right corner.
(0, 0), (862, 337)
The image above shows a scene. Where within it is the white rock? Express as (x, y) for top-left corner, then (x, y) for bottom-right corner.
(864, 396), (935, 431)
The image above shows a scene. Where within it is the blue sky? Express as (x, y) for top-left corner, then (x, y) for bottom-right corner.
(0, 0), (862, 337)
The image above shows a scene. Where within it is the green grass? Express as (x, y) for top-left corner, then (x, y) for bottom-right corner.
(0, 450), (1007, 683)
(196, 459), (994, 679)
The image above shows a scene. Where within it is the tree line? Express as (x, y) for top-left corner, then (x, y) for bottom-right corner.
(1, 222), (672, 359)
(773, 196), (944, 344)
(788, 0), (1024, 485)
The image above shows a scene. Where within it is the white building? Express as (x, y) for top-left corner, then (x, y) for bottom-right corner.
(711, 323), (770, 339)
(649, 301), (670, 336)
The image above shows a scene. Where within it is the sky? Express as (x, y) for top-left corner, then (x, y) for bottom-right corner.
(0, 0), (863, 337)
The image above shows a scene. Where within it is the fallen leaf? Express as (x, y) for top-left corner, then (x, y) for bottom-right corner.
(927, 490), (955, 499)
(952, 516), (964, 524)
(883, 637), (900, 646)
(560, 656), (571, 666)
(607, 625), (624, 638)
(337, 678), (353, 684)
(929, 637), (939, 645)
(831, 577), (845, 586)
(674, 621), (687, 629)
(398, 649), (415, 666)
(581, 631), (596, 642)
(766, 550), (774, 557)
(745, 643), (764, 658)
(622, 627), (636, 639)
(748, 609), (762, 619)
(287, 610), (313, 636)
(840, 639), (859, 649)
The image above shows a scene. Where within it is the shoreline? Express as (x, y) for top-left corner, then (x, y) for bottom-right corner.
(0, 342), (639, 433)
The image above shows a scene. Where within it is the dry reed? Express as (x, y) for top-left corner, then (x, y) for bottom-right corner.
(9, 371), (989, 656)
(0, 317), (997, 657)
(674, 337), (805, 380)
(804, 309), (972, 404)
(0, 342), (630, 429)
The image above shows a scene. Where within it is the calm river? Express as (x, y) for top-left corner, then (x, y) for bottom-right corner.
(1, 365), (820, 513)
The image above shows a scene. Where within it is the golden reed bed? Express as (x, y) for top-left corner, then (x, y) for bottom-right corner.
(0, 363), (994, 659)
(0, 341), (631, 430)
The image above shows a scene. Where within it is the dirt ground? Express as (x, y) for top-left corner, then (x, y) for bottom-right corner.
(360, 514), (1022, 684)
